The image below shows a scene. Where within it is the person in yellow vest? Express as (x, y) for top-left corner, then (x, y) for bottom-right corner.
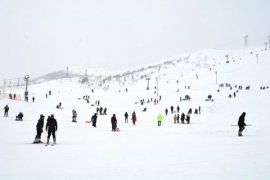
(157, 113), (163, 126)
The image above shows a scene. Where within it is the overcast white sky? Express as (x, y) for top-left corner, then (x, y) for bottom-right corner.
(0, 0), (269, 78)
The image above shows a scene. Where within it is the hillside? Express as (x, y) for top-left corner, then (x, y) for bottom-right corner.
(0, 46), (270, 180)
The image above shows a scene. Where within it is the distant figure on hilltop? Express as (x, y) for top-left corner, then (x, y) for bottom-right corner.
(238, 112), (247, 136)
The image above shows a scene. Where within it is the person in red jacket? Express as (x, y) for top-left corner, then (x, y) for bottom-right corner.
(131, 111), (137, 125)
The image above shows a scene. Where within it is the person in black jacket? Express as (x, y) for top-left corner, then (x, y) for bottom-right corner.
(124, 112), (128, 123)
(181, 113), (185, 124)
(111, 114), (117, 131)
(46, 114), (58, 145)
(3, 105), (9, 117)
(238, 112), (246, 136)
(91, 113), (98, 127)
(34, 114), (44, 143)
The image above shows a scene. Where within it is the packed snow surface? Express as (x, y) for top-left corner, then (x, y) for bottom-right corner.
(1, 47), (270, 180)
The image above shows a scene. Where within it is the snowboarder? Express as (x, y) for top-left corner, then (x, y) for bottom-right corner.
(91, 113), (98, 127)
(238, 112), (246, 136)
(46, 114), (58, 145)
(3, 105), (9, 117)
(181, 113), (185, 124)
(111, 114), (117, 131)
(157, 113), (162, 126)
(131, 111), (137, 125)
(124, 112), (128, 123)
(72, 109), (77, 122)
(165, 108), (168, 116)
(33, 114), (44, 143)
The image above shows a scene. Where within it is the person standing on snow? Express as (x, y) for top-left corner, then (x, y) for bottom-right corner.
(124, 112), (128, 123)
(46, 114), (58, 145)
(91, 113), (98, 127)
(238, 112), (246, 136)
(165, 108), (168, 116)
(72, 109), (77, 122)
(131, 111), (137, 125)
(3, 105), (9, 117)
(173, 114), (177, 124)
(157, 113), (163, 126)
(34, 114), (44, 143)
(186, 113), (190, 124)
(181, 113), (185, 124)
(111, 114), (117, 131)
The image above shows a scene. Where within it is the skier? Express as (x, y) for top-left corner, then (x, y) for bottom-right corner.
(238, 112), (246, 136)
(124, 112), (128, 123)
(131, 111), (137, 125)
(33, 114), (44, 143)
(32, 97), (35, 103)
(188, 108), (192, 114)
(46, 114), (58, 145)
(157, 113), (162, 126)
(199, 106), (201, 114)
(96, 107), (100, 114)
(72, 109), (77, 122)
(3, 105), (9, 117)
(165, 108), (168, 116)
(181, 113), (185, 124)
(91, 113), (98, 127)
(111, 114), (117, 131)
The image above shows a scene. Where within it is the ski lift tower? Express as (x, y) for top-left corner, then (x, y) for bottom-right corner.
(24, 75), (30, 101)
(146, 77), (150, 90)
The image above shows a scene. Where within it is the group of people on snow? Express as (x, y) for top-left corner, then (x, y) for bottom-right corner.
(33, 114), (58, 145)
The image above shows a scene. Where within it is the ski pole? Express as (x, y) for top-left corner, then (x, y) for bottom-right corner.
(231, 124), (252, 126)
